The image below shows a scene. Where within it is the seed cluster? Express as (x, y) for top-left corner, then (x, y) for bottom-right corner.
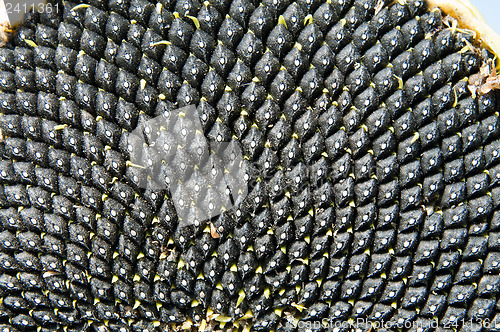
(1, 0), (500, 330)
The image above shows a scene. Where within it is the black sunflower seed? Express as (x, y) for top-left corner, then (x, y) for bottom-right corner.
(2, 0), (500, 330)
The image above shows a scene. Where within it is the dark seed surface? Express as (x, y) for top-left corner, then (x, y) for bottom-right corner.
(0, 0), (499, 330)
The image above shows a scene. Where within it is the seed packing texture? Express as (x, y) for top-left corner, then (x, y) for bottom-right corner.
(0, 0), (500, 330)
